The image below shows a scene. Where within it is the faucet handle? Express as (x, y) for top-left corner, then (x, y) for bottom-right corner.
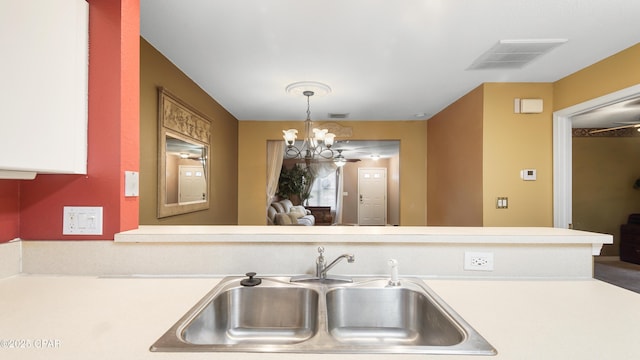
(317, 246), (325, 255)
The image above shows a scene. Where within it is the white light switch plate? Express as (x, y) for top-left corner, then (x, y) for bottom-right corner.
(63, 206), (103, 235)
(124, 171), (139, 197)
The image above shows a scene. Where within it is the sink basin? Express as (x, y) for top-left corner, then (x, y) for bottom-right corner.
(326, 287), (464, 346)
(151, 277), (319, 351)
(183, 286), (318, 345)
(151, 276), (496, 355)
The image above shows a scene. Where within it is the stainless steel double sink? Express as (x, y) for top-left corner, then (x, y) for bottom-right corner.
(151, 276), (496, 355)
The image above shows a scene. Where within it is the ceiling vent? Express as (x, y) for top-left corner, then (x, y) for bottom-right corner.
(328, 113), (349, 119)
(468, 39), (568, 70)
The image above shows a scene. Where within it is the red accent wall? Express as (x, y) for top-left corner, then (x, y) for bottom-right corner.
(17, 0), (140, 240)
(0, 181), (20, 242)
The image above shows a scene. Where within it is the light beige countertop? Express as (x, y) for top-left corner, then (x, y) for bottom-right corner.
(0, 275), (638, 360)
(115, 225), (612, 245)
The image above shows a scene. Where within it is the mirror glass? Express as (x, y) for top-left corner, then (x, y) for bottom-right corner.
(157, 87), (211, 218)
(271, 140), (400, 225)
(164, 134), (208, 204)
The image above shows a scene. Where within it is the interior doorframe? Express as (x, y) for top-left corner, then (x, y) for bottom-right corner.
(553, 84), (640, 228)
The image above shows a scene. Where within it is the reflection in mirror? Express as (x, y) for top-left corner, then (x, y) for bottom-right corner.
(158, 87), (211, 218)
(269, 140), (400, 226)
(164, 135), (208, 205)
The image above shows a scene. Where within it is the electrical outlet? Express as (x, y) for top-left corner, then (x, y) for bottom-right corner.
(464, 252), (494, 271)
(63, 206), (103, 235)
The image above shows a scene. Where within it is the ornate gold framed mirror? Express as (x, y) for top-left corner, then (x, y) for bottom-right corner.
(157, 87), (211, 218)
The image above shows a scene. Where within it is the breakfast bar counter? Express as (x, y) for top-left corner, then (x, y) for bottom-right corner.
(0, 275), (638, 360)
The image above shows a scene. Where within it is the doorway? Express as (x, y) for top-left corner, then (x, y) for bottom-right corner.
(553, 84), (640, 228)
(358, 168), (387, 225)
(179, 165), (207, 203)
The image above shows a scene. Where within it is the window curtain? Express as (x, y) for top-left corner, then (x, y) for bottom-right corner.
(305, 161), (344, 224)
(306, 161), (337, 179)
(266, 141), (285, 211)
(304, 162), (336, 204)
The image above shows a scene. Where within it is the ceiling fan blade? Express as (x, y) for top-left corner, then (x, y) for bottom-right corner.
(291, 158), (361, 163)
(588, 124), (640, 134)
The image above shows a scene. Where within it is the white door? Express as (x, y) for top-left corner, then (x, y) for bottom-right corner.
(358, 168), (387, 225)
(179, 165), (207, 203)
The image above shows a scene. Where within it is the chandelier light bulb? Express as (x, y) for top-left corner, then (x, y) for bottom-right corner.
(283, 129), (298, 146)
(313, 128), (328, 141)
(324, 133), (335, 147)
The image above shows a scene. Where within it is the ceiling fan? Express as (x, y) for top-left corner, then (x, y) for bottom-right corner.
(290, 149), (361, 165)
(589, 121), (640, 134)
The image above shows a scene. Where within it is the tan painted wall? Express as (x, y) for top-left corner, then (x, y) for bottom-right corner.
(238, 121), (426, 225)
(554, 43), (640, 111)
(139, 38), (238, 225)
(482, 83), (554, 226)
(427, 86), (483, 226)
(573, 136), (640, 256)
(554, 43), (640, 255)
(427, 83), (553, 227)
(426, 45), (640, 229)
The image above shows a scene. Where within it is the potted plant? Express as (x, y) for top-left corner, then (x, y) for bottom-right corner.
(277, 164), (309, 205)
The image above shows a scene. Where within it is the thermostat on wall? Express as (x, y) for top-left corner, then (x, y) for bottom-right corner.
(521, 169), (537, 181)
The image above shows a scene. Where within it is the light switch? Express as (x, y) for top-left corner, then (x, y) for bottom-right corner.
(63, 206), (103, 235)
(496, 197), (508, 209)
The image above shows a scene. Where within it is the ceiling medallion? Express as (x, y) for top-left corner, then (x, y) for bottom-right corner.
(285, 81), (332, 97)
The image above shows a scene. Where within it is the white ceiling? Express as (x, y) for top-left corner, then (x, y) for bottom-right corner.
(140, 0), (640, 128)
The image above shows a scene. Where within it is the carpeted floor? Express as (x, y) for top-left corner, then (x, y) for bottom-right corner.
(594, 258), (640, 294)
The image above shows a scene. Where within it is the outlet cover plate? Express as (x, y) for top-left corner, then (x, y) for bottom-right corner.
(464, 252), (494, 271)
(63, 206), (103, 235)
(124, 171), (139, 197)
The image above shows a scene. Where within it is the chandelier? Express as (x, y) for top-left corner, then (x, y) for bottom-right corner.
(282, 89), (337, 162)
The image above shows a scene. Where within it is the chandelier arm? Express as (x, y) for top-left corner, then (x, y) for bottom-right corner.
(284, 146), (303, 159)
(314, 148), (335, 159)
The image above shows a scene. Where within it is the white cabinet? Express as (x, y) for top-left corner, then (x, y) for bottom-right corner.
(0, 0), (89, 179)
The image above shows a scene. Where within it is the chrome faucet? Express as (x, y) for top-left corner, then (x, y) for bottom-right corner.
(316, 246), (355, 279)
(291, 246), (355, 283)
